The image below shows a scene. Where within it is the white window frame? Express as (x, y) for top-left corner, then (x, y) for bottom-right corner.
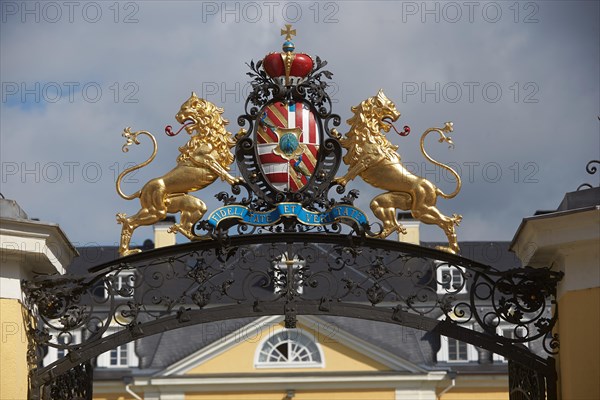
(103, 272), (135, 299)
(43, 330), (82, 366)
(436, 263), (467, 294)
(436, 315), (478, 363)
(97, 327), (138, 368)
(255, 329), (324, 369)
(437, 334), (478, 363)
(493, 325), (528, 363)
(273, 255), (305, 295)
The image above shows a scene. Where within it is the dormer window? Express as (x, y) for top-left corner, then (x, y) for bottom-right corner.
(437, 334), (478, 363)
(436, 263), (467, 294)
(436, 315), (478, 363)
(273, 253), (305, 295)
(101, 272), (135, 299)
(97, 327), (138, 368)
(494, 326), (528, 362)
(43, 331), (81, 366)
(447, 337), (469, 362)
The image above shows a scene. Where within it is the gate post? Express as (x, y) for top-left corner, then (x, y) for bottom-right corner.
(0, 199), (77, 400)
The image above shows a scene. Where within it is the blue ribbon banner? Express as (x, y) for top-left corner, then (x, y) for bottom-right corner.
(207, 202), (368, 228)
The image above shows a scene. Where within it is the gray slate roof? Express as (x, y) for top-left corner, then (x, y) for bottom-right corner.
(137, 318), (258, 370)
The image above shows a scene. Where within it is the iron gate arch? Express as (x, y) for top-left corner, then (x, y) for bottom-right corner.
(23, 233), (562, 399)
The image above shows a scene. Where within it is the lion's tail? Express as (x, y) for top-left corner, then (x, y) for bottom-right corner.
(116, 128), (158, 200)
(420, 122), (462, 199)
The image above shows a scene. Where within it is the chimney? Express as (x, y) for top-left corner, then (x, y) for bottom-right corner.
(397, 212), (420, 245)
(153, 216), (177, 248)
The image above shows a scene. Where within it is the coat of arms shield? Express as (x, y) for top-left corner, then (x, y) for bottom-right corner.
(255, 100), (321, 192)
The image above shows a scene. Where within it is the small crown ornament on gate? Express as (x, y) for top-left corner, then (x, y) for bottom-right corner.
(263, 24), (314, 86)
(115, 25), (463, 256)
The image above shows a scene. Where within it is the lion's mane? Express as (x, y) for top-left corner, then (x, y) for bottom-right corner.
(177, 99), (235, 169)
(341, 96), (399, 165)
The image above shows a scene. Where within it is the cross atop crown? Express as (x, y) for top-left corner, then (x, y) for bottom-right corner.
(263, 25), (313, 86)
(281, 24), (296, 41)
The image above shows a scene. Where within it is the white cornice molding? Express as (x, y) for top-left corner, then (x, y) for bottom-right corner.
(511, 207), (599, 266)
(133, 371), (448, 392)
(1, 217), (78, 276)
(98, 372), (508, 395)
(510, 207), (599, 298)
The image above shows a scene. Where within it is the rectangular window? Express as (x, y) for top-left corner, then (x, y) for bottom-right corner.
(110, 344), (128, 367)
(56, 336), (69, 359)
(96, 327), (138, 368)
(437, 265), (467, 294)
(102, 272), (135, 299)
(441, 269), (462, 290)
(273, 256), (305, 295)
(447, 338), (469, 361)
(494, 327), (527, 362)
(43, 331), (81, 366)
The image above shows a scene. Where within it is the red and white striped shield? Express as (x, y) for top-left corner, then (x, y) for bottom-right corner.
(256, 101), (320, 192)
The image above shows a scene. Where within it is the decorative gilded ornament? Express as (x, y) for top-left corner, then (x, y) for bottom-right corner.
(263, 24), (313, 86)
(114, 26), (463, 254)
(334, 90), (463, 254)
(115, 93), (243, 256)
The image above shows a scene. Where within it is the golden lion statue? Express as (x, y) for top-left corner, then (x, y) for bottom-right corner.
(334, 90), (463, 254)
(116, 93), (243, 256)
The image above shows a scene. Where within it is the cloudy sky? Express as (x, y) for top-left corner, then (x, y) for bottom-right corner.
(1, 1), (598, 251)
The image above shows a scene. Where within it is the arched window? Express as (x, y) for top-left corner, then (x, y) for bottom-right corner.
(256, 329), (323, 368)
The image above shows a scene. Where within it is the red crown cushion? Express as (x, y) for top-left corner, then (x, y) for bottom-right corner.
(263, 53), (313, 79)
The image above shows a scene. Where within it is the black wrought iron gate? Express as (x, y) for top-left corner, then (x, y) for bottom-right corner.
(22, 233), (562, 400)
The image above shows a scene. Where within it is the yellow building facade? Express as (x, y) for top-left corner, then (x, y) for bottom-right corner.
(92, 316), (509, 400)
(512, 187), (600, 400)
(0, 199), (77, 400)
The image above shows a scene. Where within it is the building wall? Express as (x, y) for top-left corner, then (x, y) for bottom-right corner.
(511, 201), (599, 400)
(185, 389), (395, 400)
(0, 299), (29, 400)
(438, 387), (508, 400)
(558, 287), (600, 400)
(185, 322), (390, 375)
(1, 198), (78, 400)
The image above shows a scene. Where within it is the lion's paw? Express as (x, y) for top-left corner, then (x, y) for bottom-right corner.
(435, 245), (458, 255)
(452, 214), (463, 226)
(167, 224), (181, 234)
(116, 213), (128, 224)
(122, 249), (142, 257)
(333, 177), (347, 187)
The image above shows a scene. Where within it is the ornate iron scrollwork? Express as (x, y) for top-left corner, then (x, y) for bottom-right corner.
(44, 361), (93, 400)
(509, 359), (553, 400)
(576, 160), (600, 190)
(22, 233), (562, 398)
